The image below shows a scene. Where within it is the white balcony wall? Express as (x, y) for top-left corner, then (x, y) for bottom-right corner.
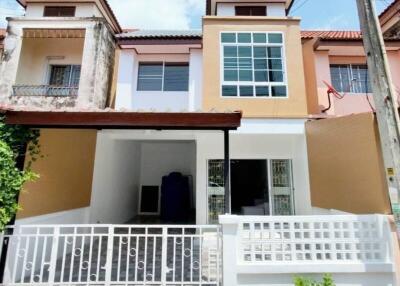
(216, 3), (285, 16)
(25, 3), (102, 18)
(116, 50), (203, 111)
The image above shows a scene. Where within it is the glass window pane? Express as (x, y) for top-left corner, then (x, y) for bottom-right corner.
(49, 65), (71, 86)
(224, 46), (238, 57)
(353, 65), (371, 93)
(238, 46), (252, 57)
(222, 85), (237, 96)
(253, 47), (267, 58)
(137, 63), (163, 91)
(224, 69), (238, 81)
(331, 64), (351, 93)
(256, 86), (269, 97)
(271, 86), (287, 97)
(239, 58), (252, 69)
(254, 59), (268, 69)
(239, 70), (253, 81)
(221, 33), (236, 43)
(70, 65), (81, 86)
(268, 33), (283, 43)
(330, 65), (344, 92)
(239, 86), (254, 96)
(255, 70), (268, 82)
(268, 47), (282, 58)
(269, 70), (284, 82)
(253, 33), (267, 43)
(224, 58), (238, 69)
(163, 63), (189, 91)
(238, 33), (252, 43)
(268, 59), (282, 70)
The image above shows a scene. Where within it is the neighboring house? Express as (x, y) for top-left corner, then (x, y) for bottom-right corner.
(0, 0), (399, 286)
(302, 30), (400, 116)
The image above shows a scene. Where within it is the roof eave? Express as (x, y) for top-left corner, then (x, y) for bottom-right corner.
(2, 110), (243, 130)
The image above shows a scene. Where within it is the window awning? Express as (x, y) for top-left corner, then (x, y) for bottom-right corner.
(1, 110), (242, 130)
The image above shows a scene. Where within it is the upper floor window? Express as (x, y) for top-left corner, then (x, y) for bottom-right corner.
(44, 6), (76, 17)
(330, 64), (371, 94)
(49, 65), (81, 86)
(235, 6), (267, 16)
(221, 32), (287, 98)
(137, 62), (189, 92)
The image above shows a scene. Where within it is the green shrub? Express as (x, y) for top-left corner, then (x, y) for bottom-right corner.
(0, 140), (38, 230)
(0, 117), (41, 231)
(294, 274), (335, 286)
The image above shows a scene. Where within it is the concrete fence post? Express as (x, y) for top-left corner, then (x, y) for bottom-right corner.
(219, 215), (239, 286)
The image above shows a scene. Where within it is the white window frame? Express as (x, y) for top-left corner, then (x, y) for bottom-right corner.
(330, 63), (371, 94)
(219, 31), (288, 99)
(136, 61), (190, 92)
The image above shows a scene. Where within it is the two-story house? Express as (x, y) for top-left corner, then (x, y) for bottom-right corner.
(0, 0), (399, 285)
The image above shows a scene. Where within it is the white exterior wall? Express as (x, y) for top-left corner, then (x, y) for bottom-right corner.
(90, 119), (311, 225)
(189, 48), (203, 111)
(195, 121), (312, 224)
(140, 142), (196, 187)
(89, 135), (142, 224)
(115, 52), (191, 111)
(216, 3), (285, 16)
(25, 3), (102, 17)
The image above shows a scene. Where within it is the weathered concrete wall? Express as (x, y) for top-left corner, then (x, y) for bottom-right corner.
(0, 24), (23, 104)
(0, 18), (115, 109)
(77, 20), (116, 109)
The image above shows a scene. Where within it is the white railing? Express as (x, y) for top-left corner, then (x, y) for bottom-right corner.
(220, 214), (395, 277)
(0, 225), (221, 286)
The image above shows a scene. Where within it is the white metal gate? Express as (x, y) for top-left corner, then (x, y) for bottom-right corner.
(0, 225), (221, 286)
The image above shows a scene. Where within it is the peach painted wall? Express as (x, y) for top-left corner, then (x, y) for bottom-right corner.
(202, 16), (308, 118)
(307, 43), (400, 116)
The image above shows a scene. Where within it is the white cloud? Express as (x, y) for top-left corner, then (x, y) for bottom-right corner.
(108, 0), (204, 30)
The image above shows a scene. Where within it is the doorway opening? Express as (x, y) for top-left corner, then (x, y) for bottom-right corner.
(231, 160), (269, 215)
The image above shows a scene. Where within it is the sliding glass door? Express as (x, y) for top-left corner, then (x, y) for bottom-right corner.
(207, 159), (294, 223)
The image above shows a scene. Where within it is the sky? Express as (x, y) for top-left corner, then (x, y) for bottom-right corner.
(0, 0), (391, 30)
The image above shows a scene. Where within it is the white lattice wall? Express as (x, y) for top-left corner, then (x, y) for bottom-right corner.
(220, 214), (397, 286)
(239, 215), (390, 264)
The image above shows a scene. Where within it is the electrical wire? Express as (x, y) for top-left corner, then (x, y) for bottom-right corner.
(290, 0), (312, 13)
(364, 64), (375, 112)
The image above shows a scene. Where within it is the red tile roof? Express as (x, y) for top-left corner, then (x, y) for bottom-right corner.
(379, 0), (399, 19)
(301, 30), (362, 40)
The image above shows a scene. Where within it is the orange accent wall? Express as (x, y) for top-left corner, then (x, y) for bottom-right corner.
(306, 113), (391, 214)
(17, 129), (97, 219)
(302, 38), (319, 114)
(202, 16), (308, 118)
